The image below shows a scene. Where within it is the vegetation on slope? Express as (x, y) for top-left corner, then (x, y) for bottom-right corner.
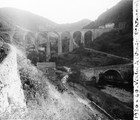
(0, 42), (9, 62)
(50, 47), (131, 69)
(0, 48), (98, 120)
(83, 0), (133, 59)
(87, 29), (133, 59)
(84, 0), (132, 29)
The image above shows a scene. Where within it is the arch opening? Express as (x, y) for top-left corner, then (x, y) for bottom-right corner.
(84, 31), (92, 48)
(26, 32), (38, 65)
(25, 32), (36, 51)
(61, 31), (70, 53)
(73, 31), (82, 48)
(36, 32), (48, 62)
(98, 70), (123, 85)
(36, 32), (47, 51)
(48, 32), (59, 57)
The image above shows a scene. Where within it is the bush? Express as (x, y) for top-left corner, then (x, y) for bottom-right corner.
(17, 49), (48, 104)
(19, 68), (48, 103)
(68, 69), (81, 84)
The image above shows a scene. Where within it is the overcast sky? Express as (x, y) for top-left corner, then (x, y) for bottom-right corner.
(0, 0), (121, 24)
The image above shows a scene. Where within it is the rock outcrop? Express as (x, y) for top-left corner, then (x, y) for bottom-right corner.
(0, 44), (26, 114)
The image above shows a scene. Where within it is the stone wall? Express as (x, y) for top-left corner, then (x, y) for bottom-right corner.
(0, 44), (26, 114)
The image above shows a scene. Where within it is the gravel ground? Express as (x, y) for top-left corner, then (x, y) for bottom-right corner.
(101, 86), (133, 103)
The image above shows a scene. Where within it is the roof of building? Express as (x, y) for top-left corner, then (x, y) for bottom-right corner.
(37, 62), (56, 68)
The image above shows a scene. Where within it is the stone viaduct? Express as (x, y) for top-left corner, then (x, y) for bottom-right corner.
(0, 27), (113, 60)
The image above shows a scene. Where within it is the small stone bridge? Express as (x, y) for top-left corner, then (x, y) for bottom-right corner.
(81, 63), (133, 83)
(0, 27), (113, 59)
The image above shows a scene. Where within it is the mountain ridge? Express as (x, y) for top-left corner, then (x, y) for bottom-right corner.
(0, 7), (91, 31)
(84, 0), (132, 29)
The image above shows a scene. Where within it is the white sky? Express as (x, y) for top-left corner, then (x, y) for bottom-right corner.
(0, 0), (121, 24)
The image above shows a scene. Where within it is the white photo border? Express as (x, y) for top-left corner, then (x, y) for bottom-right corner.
(134, 0), (140, 119)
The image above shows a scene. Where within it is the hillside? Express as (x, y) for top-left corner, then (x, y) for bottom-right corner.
(0, 7), (91, 31)
(87, 29), (133, 59)
(84, 0), (132, 29)
(83, 0), (133, 59)
(56, 19), (91, 31)
(0, 7), (58, 31)
(0, 16), (14, 31)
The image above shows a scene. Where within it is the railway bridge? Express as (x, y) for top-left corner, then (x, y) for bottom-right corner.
(0, 27), (113, 60)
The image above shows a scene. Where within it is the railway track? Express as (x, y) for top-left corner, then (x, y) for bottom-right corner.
(65, 84), (114, 120)
(90, 101), (115, 120)
(67, 82), (133, 120)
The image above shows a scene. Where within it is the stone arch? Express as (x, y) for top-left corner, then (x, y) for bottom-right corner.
(73, 31), (82, 48)
(84, 30), (92, 48)
(61, 31), (70, 53)
(98, 69), (123, 85)
(0, 33), (11, 43)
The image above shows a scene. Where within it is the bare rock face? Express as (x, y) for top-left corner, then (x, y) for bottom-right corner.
(0, 45), (26, 114)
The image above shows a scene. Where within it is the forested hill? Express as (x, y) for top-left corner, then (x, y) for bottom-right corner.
(84, 0), (132, 29)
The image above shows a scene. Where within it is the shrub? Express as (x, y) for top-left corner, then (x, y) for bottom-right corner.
(17, 49), (48, 104)
(19, 68), (48, 103)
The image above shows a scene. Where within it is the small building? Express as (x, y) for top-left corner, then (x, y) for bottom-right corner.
(105, 23), (115, 28)
(37, 62), (56, 80)
(99, 25), (105, 29)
